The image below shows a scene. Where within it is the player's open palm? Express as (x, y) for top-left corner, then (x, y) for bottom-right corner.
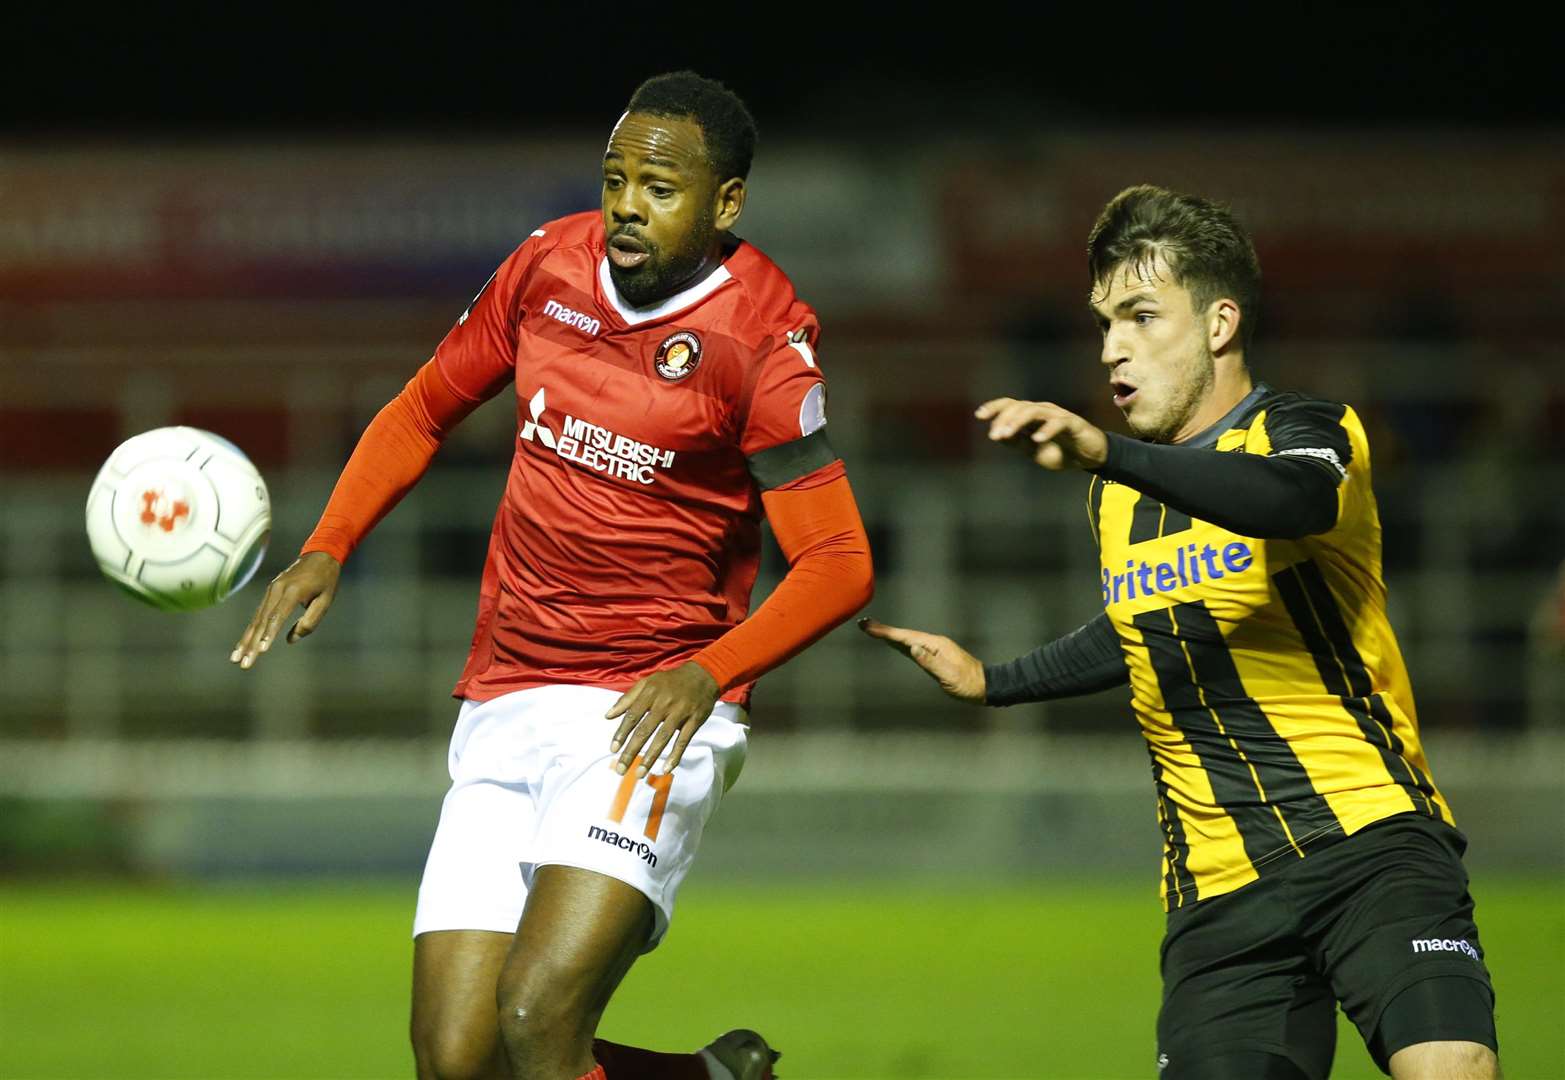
(858, 617), (986, 704)
(607, 661), (721, 776)
(230, 551), (342, 669)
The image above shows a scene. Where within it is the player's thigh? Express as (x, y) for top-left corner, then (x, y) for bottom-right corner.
(1387, 1037), (1500, 1080)
(1312, 815), (1497, 1072)
(497, 863), (655, 1031)
(1158, 886), (1337, 1080)
(409, 745), (538, 1076)
(411, 929), (513, 1080)
(1376, 979), (1499, 1079)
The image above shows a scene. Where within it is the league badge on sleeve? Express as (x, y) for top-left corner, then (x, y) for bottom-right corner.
(799, 382), (827, 436)
(654, 331), (702, 381)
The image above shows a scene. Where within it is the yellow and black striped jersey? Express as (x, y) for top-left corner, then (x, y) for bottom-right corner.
(1087, 386), (1452, 909)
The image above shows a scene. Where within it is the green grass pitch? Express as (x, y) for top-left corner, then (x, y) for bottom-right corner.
(2, 879), (1560, 1079)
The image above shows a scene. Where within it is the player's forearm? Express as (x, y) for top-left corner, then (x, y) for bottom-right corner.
(691, 475), (873, 691)
(691, 543), (873, 691)
(983, 613), (1129, 705)
(1094, 432), (1338, 539)
(301, 361), (475, 563)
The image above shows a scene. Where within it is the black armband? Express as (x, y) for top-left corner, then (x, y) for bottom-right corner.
(746, 429), (839, 490)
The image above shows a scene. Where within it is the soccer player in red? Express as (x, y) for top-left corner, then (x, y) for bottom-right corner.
(231, 72), (873, 1080)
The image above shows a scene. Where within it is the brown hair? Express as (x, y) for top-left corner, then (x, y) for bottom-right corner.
(1088, 185), (1262, 351)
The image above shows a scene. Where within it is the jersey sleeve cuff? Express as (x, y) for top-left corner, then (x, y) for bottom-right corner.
(1092, 431), (1136, 477)
(300, 530), (354, 565)
(687, 648), (734, 693)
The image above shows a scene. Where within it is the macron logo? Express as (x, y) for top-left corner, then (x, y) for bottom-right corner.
(1411, 937), (1479, 960)
(542, 299), (601, 337)
(587, 825), (658, 867)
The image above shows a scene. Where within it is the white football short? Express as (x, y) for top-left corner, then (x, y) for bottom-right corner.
(412, 684), (747, 950)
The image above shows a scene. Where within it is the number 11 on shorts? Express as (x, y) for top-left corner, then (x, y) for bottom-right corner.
(608, 760), (673, 842)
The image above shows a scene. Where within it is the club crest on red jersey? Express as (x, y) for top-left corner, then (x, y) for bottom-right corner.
(653, 331), (702, 381)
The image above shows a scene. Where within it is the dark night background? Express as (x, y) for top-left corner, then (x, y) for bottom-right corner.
(6, 9), (1554, 136)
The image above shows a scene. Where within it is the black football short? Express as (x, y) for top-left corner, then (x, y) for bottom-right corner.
(1155, 812), (1497, 1079)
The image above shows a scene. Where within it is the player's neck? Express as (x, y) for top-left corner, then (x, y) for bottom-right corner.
(662, 250), (726, 301)
(1169, 363), (1253, 444)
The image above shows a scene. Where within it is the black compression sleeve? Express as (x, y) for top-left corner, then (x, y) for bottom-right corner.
(1094, 432), (1339, 539)
(983, 613), (1129, 706)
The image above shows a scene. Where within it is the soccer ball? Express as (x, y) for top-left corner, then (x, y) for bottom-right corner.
(85, 427), (271, 612)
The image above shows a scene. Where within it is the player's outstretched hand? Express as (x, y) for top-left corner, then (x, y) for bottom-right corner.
(857, 617), (986, 704)
(974, 398), (1109, 471)
(230, 551), (342, 670)
(607, 661), (721, 776)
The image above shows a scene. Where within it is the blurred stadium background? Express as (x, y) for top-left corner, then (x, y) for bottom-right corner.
(2, 20), (1562, 1080)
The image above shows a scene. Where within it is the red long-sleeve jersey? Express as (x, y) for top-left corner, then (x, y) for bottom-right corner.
(306, 212), (869, 706)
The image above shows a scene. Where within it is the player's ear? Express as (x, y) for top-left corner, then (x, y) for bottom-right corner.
(714, 176), (745, 233)
(1209, 298), (1241, 355)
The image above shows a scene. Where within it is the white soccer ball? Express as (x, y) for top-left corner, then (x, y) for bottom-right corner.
(85, 427), (271, 612)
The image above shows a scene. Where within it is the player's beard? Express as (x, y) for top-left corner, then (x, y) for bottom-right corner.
(608, 210), (719, 309)
(1128, 339), (1216, 443)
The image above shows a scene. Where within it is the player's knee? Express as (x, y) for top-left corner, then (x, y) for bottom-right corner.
(411, 1025), (500, 1080)
(494, 971), (588, 1063)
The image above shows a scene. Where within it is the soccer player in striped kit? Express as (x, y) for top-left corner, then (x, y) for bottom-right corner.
(233, 72), (873, 1080)
(864, 186), (1499, 1080)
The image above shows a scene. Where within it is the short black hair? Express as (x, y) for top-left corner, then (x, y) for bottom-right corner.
(1088, 185), (1262, 351)
(625, 71), (757, 182)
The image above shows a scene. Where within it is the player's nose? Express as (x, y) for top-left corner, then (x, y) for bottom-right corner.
(609, 188), (646, 225)
(1100, 328), (1130, 367)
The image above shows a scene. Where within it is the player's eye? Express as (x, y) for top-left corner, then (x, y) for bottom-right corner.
(1135, 312), (1156, 325)
(603, 175), (625, 190)
(648, 185), (675, 199)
